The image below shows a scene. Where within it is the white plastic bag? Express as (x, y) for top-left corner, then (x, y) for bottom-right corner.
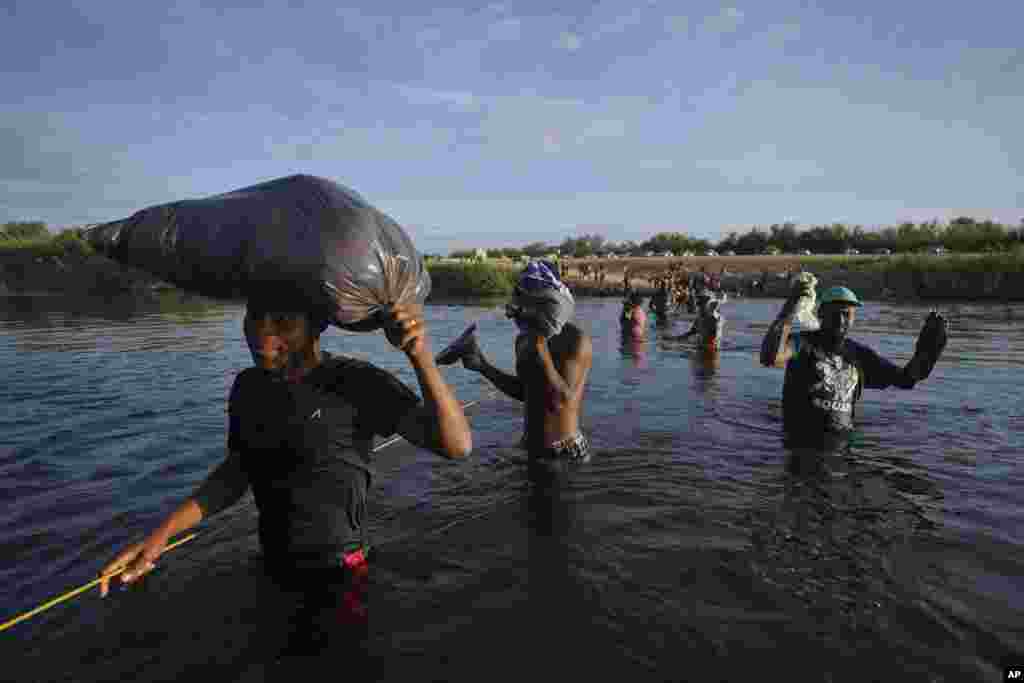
(793, 272), (819, 330)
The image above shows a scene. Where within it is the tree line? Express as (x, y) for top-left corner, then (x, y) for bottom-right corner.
(449, 218), (1024, 259)
(1, 222), (95, 256)
(6, 217), (1023, 261)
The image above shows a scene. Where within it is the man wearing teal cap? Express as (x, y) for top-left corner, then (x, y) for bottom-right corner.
(760, 280), (948, 440)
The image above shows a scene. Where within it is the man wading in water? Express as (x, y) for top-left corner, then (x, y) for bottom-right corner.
(444, 261), (593, 465)
(760, 283), (948, 443)
(666, 291), (724, 353)
(98, 286), (472, 659)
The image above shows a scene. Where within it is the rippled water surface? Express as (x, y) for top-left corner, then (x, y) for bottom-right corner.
(1, 293), (1021, 682)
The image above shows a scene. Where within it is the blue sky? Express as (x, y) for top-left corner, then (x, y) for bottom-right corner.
(3, 0), (1021, 253)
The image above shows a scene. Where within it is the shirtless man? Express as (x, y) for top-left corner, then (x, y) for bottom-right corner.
(460, 261), (594, 462)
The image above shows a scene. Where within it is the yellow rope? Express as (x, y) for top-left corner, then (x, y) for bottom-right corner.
(0, 390), (494, 634)
(0, 533), (198, 633)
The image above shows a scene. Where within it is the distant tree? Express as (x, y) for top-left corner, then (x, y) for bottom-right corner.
(559, 233), (606, 258)
(734, 227), (769, 254)
(768, 223), (800, 253)
(1, 221), (49, 241)
(522, 242), (551, 258)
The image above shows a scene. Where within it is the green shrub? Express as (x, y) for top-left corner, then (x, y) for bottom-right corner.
(427, 262), (518, 297)
(0, 231), (95, 259)
(51, 229), (95, 257)
(1, 221), (49, 241)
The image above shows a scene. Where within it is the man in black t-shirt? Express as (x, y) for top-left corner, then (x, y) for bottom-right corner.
(100, 290), (472, 657)
(760, 284), (948, 442)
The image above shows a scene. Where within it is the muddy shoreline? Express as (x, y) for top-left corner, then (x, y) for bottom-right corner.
(4, 252), (1024, 303)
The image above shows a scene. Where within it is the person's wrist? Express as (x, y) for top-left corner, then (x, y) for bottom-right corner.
(405, 344), (434, 364)
(151, 524), (173, 546)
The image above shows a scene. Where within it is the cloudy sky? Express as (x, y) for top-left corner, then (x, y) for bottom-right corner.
(3, 0), (1021, 253)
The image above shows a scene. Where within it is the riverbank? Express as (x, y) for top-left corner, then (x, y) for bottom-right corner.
(4, 248), (1024, 302)
(561, 253), (1024, 301)
(0, 248), (173, 298)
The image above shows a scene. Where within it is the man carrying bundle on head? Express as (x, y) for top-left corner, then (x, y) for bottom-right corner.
(440, 260), (593, 464)
(90, 174), (473, 662)
(760, 281), (948, 445)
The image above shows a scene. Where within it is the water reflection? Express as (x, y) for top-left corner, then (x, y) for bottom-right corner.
(1, 292), (238, 353)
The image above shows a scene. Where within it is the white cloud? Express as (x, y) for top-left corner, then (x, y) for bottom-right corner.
(666, 15), (690, 37)
(543, 132), (562, 153)
(701, 7), (745, 35)
(636, 159), (676, 170)
(556, 31), (582, 51)
(761, 21), (802, 50)
(575, 118), (627, 144)
(486, 17), (522, 42)
(694, 143), (824, 189)
(414, 26), (443, 48)
(393, 84), (481, 112)
(589, 7), (650, 41)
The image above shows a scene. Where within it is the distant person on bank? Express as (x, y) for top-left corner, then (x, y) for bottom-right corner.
(760, 283), (948, 443)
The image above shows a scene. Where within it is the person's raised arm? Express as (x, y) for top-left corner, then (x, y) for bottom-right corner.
(760, 280), (810, 368)
(531, 330), (592, 409)
(99, 449), (249, 596)
(858, 312), (949, 390)
(385, 304), (472, 459)
(461, 335), (525, 402)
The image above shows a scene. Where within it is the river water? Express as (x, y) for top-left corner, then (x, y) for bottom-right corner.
(1, 292), (1021, 682)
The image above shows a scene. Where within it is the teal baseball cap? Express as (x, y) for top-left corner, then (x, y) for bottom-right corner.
(819, 286), (862, 307)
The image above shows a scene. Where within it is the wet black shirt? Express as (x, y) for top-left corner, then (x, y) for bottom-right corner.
(782, 331), (907, 435)
(228, 352), (420, 569)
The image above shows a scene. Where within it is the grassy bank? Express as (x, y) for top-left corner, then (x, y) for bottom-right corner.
(0, 231), (96, 259)
(0, 231), (170, 297)
(4, 234), (1023, 301)
(564, 250), (1024, 276)
(425, 261), (518, 299)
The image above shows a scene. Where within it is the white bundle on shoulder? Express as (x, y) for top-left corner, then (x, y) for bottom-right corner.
(793, 272), (819, 330)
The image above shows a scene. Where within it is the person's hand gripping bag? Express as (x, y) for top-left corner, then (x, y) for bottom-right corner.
(86, 174), (431, 331)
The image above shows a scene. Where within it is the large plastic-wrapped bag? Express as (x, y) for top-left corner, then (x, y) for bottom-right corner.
(86, 174), (430, 331)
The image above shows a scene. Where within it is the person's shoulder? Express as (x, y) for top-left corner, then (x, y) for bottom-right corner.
(318, 352), (418, 403)
(842, 338), (878, 361)
(228, 366), (280, 404)
(231, 366), (271, 389)
(318, 352), (390, 381)
(562, 321), (590, 343)
(560, 323), (592, 356)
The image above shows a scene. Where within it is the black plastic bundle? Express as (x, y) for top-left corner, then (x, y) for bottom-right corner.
(87, 174), (430, 331)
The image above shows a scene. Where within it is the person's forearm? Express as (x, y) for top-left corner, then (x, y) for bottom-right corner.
(157, 453), (250, 539)
(479, 358), (525, 402)
(191, 455), (249, 518)
(898, 352), (933, 388)
(534, 341), (572, 404)
(761, 312), (793, 367)
(408, 350), (472, 456)
(152, 499), (204, 541)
